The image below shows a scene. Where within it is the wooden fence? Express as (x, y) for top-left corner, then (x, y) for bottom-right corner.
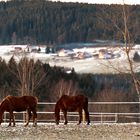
(3, 102), (140, 124)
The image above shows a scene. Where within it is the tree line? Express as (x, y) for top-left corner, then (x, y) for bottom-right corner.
(0, 57), (138, 103)
(0, 0), (139, 45)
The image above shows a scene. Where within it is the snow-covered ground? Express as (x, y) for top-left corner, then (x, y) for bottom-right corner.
(1, 123), (140, 140)
(0, 45), (140, 74)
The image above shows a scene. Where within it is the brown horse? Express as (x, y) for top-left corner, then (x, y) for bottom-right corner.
(0, 95), (38, 127)
(55, 94), (90, 125)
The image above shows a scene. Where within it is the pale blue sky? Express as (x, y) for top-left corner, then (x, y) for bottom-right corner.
(51, 0), (140, 5)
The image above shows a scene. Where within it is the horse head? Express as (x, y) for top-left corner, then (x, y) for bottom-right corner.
(54, 102), (60, 125)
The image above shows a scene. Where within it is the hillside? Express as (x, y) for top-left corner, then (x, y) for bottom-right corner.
(0, 0), (139, 45)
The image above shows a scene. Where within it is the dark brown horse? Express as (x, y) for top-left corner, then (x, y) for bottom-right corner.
(0, 95), (38, 127)
(55, 94), (90, 125)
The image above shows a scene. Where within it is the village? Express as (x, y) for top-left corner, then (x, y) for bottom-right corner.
(0, 44), (140, 74)
(0, 43), (127, 59)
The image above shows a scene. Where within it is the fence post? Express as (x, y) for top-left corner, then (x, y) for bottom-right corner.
(115, 113), (118, 123)
(4, 112), (6, 123)
(101, 113), (103, 123)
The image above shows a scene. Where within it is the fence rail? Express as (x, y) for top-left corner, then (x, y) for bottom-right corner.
(3, 102), (140, 124)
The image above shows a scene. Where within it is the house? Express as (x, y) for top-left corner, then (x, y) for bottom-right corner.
(14, 47), (22, 52)
(104, 52), (113, 59)
(9, 45), (30, 53)
(98, 49), (107, 59)
(57, 49), (75, 57)
(98, 49), (114, 59)
(74, 51), (92, 59)
(75, 52), (84, 59)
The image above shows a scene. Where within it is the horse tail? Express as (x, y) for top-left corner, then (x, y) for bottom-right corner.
(83, 96), (90, 125)
(34, 96), (38, 105)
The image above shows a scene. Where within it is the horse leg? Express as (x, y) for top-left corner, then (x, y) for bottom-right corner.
(8, 112), (12, 127)
(8, 111), (15, 127)
(24, 108), (32, 127)
(78, 109), (82, 125)
(32, 109), (37, 127)
(63, 110), (68, 125)
(83, 107), (90, 125)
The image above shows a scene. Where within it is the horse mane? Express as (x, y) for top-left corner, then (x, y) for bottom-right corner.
(0, 97), (8, 113)
(0, 97), (7, 107)
(0, 100), (4, 107)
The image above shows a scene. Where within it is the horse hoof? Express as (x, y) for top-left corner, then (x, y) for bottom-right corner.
(33, 124), (37, 127)
(77, 122), (81, 125)
(64, 122), (68, 125)
(77, 123), (81, 125)
(56, 122), (59, 125)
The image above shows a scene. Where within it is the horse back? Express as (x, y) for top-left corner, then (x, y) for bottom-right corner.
(57, 94), (88, 111)
(6, 95), (38, 111)
(23, 96), (38, 105)
(75, 94), (88, 107)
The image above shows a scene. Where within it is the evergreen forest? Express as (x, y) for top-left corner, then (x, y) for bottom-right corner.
(0, 0), (139, 45)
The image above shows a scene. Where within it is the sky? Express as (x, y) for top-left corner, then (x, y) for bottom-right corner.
(50, 0), (140, 5)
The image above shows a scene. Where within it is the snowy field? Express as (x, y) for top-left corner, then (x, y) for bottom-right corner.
(0, 45), (140, 74)
(1, 123), (140, 140)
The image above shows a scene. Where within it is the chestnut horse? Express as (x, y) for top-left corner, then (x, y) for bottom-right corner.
(0, 95), (38, 127)
(55, 94), (90, 125)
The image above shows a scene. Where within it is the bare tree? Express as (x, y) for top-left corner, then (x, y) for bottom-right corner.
(121, 2), (140, 96)
(97, 1), (140, 98)
(52, 79), (79, 101)
(8, 56), (46, 96)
